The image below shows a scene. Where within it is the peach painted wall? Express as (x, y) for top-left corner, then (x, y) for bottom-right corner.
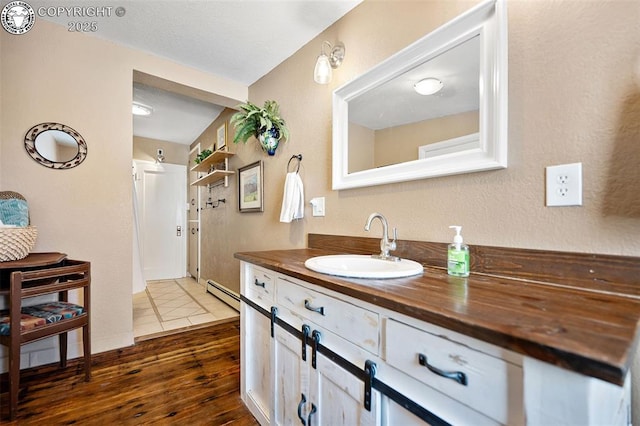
(133, 136), (189, 166)
(199, 0), (639, 299)
(0, 19), (247, 368)
(374, 110), (479, 168)
(241, 0), (640, 256)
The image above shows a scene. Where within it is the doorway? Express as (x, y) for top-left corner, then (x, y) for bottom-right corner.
(133, 161), (187, 281)
(131, 70), (243, 339)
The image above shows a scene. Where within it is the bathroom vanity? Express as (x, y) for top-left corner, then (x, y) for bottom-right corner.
(236, 234), (639, 425)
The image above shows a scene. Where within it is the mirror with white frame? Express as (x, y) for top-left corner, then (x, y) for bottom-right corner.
(332, 0), (507, 190)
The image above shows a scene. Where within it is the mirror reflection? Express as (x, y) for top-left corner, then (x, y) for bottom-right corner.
(34, 130), (80, 163)
(24, 122), (87, 169)
(348, 35), (480, 173)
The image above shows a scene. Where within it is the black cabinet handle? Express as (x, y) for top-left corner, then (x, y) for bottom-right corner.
(418, 353), (467, 386)
(304, 299), (325, 316)
(297, 393), (307, 425)
(311, 330), (321, 369)
(307, 403), (317, 426)
(270, 307), (278, 338)
(364, 360), (377, 412)
(301, 325), (310, 361)
(254, 278), (266, 288)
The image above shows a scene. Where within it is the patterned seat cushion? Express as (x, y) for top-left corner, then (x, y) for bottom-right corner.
(0, 301), (85, 336)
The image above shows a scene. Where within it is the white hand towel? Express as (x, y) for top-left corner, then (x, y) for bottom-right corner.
(292, 173), (304, 220)
(280, 172), (304, 223)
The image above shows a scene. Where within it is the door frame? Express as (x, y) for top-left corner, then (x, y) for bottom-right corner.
(188, 144), (201, 282)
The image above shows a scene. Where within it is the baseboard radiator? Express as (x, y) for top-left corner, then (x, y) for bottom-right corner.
(206, 280), (240, 311)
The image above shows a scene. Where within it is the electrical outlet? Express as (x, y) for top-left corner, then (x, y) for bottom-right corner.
(546, 162), (582, 207)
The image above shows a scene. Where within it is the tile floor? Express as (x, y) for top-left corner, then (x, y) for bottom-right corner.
(133, 277), (239, 340)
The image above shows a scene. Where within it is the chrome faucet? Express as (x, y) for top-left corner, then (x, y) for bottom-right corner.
(364, 213), (399, 261)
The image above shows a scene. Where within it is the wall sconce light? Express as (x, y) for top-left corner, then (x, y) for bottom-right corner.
(132, 101), (153, 116)
(156, 148), (165, 163)
(314, 41), (345, 84)
(414, 78), (444, 95)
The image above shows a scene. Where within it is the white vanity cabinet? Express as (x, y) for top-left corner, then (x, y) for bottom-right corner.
(385, 319), (523, 425)
(271, 322), (380, 426)
(240, 260), (631, 426)
(273, 275), (381, 426)
(240, 265), (275, 424)
(272, 326), (308, 425)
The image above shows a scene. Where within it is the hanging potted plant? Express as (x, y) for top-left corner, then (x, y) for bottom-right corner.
(230, 100), (290, 155)
(194, 149), (212, 164)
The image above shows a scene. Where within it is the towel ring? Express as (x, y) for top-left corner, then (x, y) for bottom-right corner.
(287, 154), (302, 173)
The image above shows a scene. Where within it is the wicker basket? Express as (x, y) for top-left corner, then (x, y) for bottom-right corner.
(0, 225), (38, 262)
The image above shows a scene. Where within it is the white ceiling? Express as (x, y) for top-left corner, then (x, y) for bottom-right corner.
(132, 83), (226, 145)
(32, 0), (362, 145)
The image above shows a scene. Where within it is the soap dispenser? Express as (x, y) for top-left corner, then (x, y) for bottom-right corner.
(448, 226), (470, 277)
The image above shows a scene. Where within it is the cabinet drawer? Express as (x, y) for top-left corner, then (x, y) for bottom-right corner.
(386, 319), (523, 425)
(277, 277), (379, 355)
(246, 266), (275, 307)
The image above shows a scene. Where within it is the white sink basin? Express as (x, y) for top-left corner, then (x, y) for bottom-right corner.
(304, 254), (423, 279)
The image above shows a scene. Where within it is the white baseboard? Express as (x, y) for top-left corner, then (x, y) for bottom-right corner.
(206, 280), (240, 311)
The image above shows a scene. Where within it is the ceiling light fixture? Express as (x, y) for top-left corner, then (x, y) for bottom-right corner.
(314, 41), (345, 85)
(414, 78), (444, 95)
(132, 102), (153, 116)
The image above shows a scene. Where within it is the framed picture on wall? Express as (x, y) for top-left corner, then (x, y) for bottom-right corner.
(238, 160), (263, 212)
(216, 123), (226, 151)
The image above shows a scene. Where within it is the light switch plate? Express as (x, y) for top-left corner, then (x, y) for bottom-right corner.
(310, 197), (325, 217)
(546, 162), (582, 207)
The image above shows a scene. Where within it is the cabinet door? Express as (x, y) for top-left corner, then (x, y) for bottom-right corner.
(310, 351), (381, 426)
(273, 326), (310, 426)
(241, 301), (272, 425)
(384, 398), (429, 426)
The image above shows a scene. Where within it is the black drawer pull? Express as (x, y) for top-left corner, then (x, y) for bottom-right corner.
(418, 353), (467, 386)
(254, 278), (266, 288)
(304, 299), (325, 316)
(297, 393), (307, 425)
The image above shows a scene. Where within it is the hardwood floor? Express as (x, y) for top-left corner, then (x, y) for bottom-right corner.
(0, 318), (258, 425)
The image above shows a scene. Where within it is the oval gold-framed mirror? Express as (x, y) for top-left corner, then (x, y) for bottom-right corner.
(24, 122), (87, 169)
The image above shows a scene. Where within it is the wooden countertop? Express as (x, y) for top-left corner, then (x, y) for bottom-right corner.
(235, 248), (640, 386)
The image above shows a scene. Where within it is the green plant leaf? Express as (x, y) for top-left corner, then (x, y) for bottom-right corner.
(230, 99), (290, 145)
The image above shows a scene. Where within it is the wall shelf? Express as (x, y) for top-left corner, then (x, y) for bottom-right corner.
(190, 150), (235, 187)
(191, 150), (234, 173)
(191, 169), (234, 186)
